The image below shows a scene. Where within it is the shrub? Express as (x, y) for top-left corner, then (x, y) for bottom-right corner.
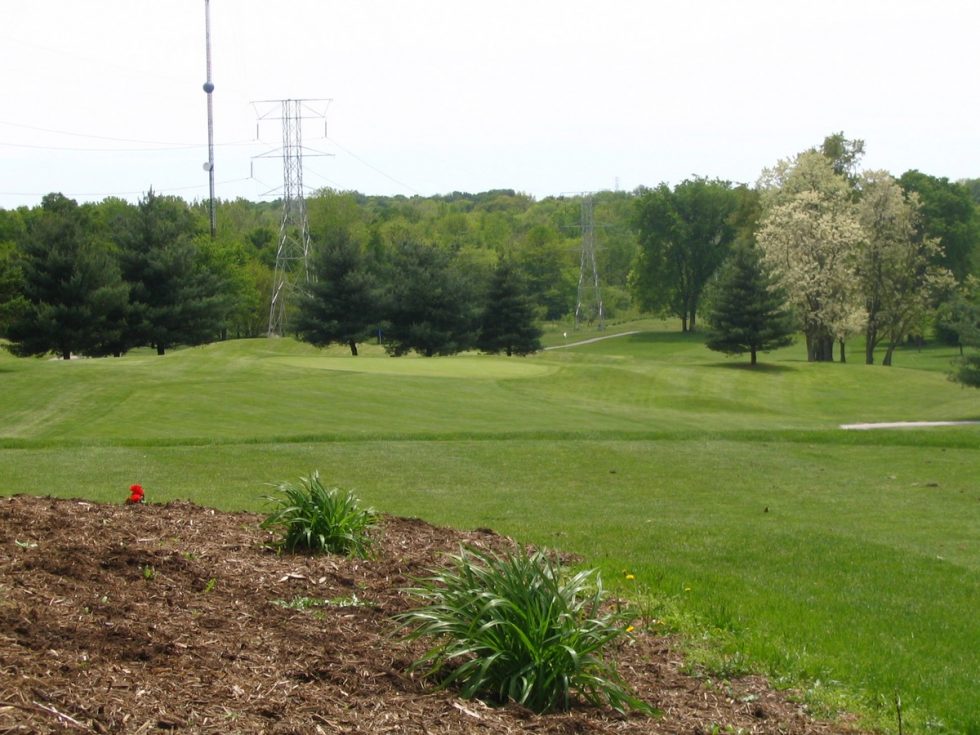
(261, 471), (377, 557)
(397, 546), (653, 715)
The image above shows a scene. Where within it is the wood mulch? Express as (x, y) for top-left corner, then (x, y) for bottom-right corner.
(0, 495), (861, 734)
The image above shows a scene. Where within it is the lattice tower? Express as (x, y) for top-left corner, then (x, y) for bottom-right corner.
(574, 195), (605, 330)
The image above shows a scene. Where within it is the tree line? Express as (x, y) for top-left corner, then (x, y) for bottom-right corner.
(0, 133), (977, 377)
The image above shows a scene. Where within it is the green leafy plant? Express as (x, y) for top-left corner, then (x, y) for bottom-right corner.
(397, 546), (654, 715)
(261, 470), (377, 557)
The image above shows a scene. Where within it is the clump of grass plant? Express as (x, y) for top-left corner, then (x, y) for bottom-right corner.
(261, 470), (377, 557)
(397, 546), (654, 715)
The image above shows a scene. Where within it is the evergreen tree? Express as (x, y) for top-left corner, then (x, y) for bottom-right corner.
(477, 259), (542, 356)
(7, 194), (129, 359)
(704, 244), (796, 366)
(118, 190), (225, 355)
(294, 231), (377, 355)
(383, 239), (477, 357)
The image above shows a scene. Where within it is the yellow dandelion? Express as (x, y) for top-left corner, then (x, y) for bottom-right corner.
(626, 625), (635, 633)
(625, 573), (635, 581)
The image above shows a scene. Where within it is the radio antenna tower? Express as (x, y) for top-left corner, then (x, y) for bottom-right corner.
(574, 194), (605, 330)
(252, 99), (331, 337)
(202, 0), (216, 239)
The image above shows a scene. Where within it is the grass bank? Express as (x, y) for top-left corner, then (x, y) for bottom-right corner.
(1, 326), (977, 732)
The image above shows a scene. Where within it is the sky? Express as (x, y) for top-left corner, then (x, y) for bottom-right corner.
(1, 0), (978, 210)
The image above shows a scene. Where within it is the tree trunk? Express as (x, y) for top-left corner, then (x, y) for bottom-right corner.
(156, 344), (166, 356)
(839, 338), (846, 363)
(805, 332), (834, 362)
(62, 349), (71, 361)
(883, 344), (895, 366)
(865, 326), (876, 364)
(348, 339), (358, 356)
(750, 347), (757, 366)
(680, 314), (688, 332)
(689, 310), (697, 331)
(506, 346), (513, 357)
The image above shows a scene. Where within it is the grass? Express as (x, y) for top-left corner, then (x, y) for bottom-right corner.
(1, 324), (978, 732)
(397, 546), (650, 714)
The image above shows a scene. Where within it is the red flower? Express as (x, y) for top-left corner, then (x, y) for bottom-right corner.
(126, 484), (144, 504)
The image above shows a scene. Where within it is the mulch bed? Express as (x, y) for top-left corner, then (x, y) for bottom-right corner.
(0, 495), (860, 734)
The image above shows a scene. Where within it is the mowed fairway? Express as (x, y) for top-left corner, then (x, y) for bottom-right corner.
(1, 328), (978, 733)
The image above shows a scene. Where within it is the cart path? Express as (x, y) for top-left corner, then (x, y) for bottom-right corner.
(840, 420), (980, 430)
(544, 330), (640, 350)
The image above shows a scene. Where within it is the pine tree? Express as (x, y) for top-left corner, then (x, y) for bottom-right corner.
(294, 231), (377, 355)
(704, 244), (795, 366)
(118, 190), (225, 355)
(8, 194), (130, 359)
(383, 240), (477, 357)
(477, 259), (542, 356)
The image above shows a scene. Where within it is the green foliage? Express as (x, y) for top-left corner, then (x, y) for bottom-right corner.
(820, 131), (866, 180)
(899, 170), (980, 282)
(631, 178), (741, 331)
(7, 193), (130, 359)
(261, 471), (378, 557)
(704, 244), (795, 364)
(117, 190), (225, 355)
(398, 546), (652, 714)
(295, 230), (378, 355)
(477, 259), (543, 356)
(383, 239), (477, 357)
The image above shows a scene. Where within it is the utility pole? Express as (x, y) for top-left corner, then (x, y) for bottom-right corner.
(203, 0), (216, 239)
(253, 99), (331, 336)
(574, 194), (605, 330)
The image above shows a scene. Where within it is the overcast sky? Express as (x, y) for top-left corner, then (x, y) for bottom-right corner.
(1, 0), (977, 210)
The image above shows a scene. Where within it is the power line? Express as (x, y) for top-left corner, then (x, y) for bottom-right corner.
(0, 177), (252, 200)
(0, 120), (253, 150)
(326, 136), (421, 196)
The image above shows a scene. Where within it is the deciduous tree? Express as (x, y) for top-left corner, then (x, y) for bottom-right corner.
(757, 152), (864, 362)
(899, 170), (979, 282)
(631, 178), (740, 331)
(856, 171), (953, 365)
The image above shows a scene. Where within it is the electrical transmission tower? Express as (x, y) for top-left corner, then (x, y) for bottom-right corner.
(574, 195), (605, 330)
(252, 99), (331, 337)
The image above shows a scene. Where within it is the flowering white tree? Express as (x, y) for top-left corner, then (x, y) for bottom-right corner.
(856, 171), (954, 365)
(757, 152), (864, 362)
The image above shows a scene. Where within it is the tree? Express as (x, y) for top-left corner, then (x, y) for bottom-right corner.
(117, 190), (225, 355)
(899, 170), (979, 282)
(631, 178), (740, 331)
(757, 152), (864, 362)
(703, 245), (795, 365)
(856, 171), (953, 365)
(7, 193), (129, 359)
(383, 239), (477, 357)
(820, 131), (865, 181)
(0, 240), (27, 339)
(477, 259), (543, 356)
(940, 276), (980, 387)
(294, 230), (378, 355)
